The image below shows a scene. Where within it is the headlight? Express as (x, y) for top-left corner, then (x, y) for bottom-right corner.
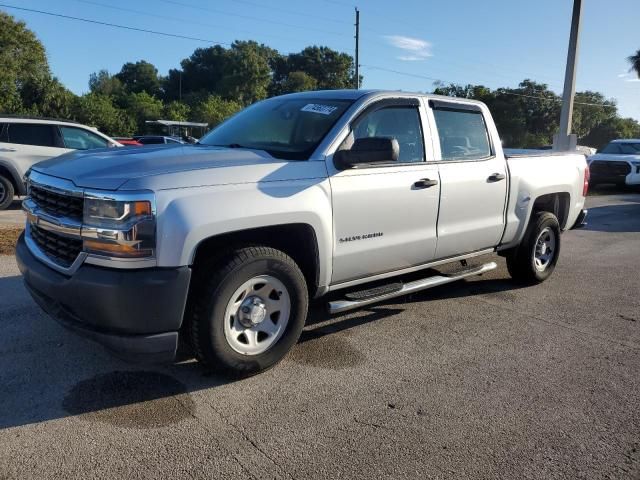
(82, 193), (156, 258)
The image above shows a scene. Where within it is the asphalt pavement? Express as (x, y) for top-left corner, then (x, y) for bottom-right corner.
(0, 193), (639, 479)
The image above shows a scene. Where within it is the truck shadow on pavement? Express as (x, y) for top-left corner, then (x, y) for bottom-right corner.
(584, 201), (640, 233)
(0, 271), (523, 431)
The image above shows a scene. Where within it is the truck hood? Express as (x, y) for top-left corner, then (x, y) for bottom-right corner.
(588, 153), (640, 162)
(31, 145), (324, 191)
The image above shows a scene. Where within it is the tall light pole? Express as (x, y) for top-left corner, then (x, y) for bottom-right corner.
(354, 8), (360, 89)
(553, 0), (583, 152)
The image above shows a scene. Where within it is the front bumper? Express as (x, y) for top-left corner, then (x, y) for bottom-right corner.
(16, 233), (191, 363)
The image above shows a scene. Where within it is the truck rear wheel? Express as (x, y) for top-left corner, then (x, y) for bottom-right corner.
(506, 212), (561, 284)
(0, 175), (14, 211)
(189, 246), (308, 376)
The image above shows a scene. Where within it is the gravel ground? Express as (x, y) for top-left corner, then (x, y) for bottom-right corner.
(0, 193), (639, 479)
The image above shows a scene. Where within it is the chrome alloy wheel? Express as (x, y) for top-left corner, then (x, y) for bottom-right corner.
(0, 182), (6, 204)
(533, 227), (556, 272)
(223, 275), (291, 355)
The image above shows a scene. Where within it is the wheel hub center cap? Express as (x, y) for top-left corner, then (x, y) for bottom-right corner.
(239, 296), (267, 327)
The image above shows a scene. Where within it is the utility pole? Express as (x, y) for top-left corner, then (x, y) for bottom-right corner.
(553, 0), (583, 152)
(354, 7), (359, 89)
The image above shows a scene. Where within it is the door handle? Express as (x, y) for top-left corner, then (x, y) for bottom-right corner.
(0, 148), (16, 152)
(487, 173), (506, 182)
(413, 178), (438, 189)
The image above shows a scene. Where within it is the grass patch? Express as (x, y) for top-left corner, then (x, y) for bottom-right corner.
(0, 227), (23, 255)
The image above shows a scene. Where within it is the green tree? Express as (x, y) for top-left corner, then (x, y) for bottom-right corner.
(72, 93), (134, 136)
(122, 91), (163, 132)
(163, 101), (190, 122)
(628, 49), (640, 78)
(0, 11), (51, 113)
(572, 91), (617, 140)
(89, 70), (125, 98)
(191, 95), (242, 128)
(280, 71), (318, 93)
(166, 42), (276, 105)
(115, 60), (162, 96)
(271, 46), (355, 94)
(582, 117), (640, 150)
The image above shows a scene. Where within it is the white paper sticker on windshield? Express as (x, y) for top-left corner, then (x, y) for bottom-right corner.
(301, 103), (338, 115)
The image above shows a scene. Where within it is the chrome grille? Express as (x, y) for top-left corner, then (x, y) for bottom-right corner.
(30, 224), (83, 268)
(30, 185), (84, 221)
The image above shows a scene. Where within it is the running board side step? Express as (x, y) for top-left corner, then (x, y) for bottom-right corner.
(328, 262), (497, 314)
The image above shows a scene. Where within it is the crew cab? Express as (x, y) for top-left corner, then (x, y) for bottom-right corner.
(587, 139), (640, 187)
(0, 117), (121, 210)
(16, 90), (589, 375)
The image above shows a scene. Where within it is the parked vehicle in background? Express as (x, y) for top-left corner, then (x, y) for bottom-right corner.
(16, 90), (588, 376)
(113, 137), (143, 146)
(588, 139), (640, 187)
(133, 135), (185, 145)
(0, 117), (120, 210)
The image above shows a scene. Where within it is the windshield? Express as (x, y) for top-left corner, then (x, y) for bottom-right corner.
(599, 142), (640, 155)
(199, 97), (353, 160)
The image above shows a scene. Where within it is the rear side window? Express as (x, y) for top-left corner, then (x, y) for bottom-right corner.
(60, 126), (109, 150)
(7, 123), (57, 147)
(432, 108), (491, 161)
(0, 123), (7, 142)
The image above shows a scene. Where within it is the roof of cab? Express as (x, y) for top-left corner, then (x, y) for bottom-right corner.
(275, 89), (486, 106)
(611, 138), (640, 143)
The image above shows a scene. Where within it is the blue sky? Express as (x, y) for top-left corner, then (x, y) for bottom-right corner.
(4, 0), (639, 120)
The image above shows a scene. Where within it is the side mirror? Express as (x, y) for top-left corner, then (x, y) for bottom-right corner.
(334, 137), (399, 169)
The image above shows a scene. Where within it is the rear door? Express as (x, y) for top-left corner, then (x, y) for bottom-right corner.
(3, 123), (71, 175)
(329, 98), (441, 284)
(427, 100), (508, 259)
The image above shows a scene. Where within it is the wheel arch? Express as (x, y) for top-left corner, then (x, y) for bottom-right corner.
(531, 192), (571, 229)
(190, 223), (322, 297)
(0, 161), (26, 196)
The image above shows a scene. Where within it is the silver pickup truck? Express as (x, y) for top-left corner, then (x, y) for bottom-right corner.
(16, 90), (589, 375)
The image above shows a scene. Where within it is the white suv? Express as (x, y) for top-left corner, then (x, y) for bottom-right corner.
(0, 117), (121, 210)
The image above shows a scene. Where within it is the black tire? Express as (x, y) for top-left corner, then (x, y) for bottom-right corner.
(0, 175), (14, 211)
(189, 246), (308, 377)
(506, 212), (561, 285)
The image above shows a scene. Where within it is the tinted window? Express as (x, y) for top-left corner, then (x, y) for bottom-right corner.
(0, 123), (7, 142)
(352, 106), (424, 163)
(599, 142), (640, 154)
(199, 97), (353, 160)
(7, 124), (57, 147)
(60, 126), (109, 150)
(433, 108), (491, 161)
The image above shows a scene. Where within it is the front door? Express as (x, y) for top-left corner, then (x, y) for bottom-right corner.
(329, 99), (441, 285)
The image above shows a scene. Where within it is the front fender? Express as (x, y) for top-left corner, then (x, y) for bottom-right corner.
(155, 178), (334, 288)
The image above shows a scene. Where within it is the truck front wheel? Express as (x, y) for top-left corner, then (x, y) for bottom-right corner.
(506, 212), (561, 284)
(189, 246), (308, 376)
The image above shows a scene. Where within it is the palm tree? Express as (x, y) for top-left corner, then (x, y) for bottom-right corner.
(629, 49), (640, 78)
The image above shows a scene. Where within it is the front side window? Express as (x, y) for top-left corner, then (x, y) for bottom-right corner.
(199, 97), (353, 160)
(7, 123), (57, 147)
(599, 142), (640, 155)
(60, 126), (109, 150)
(433, 108), (492, 161)
(351, 106), (425, 163)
